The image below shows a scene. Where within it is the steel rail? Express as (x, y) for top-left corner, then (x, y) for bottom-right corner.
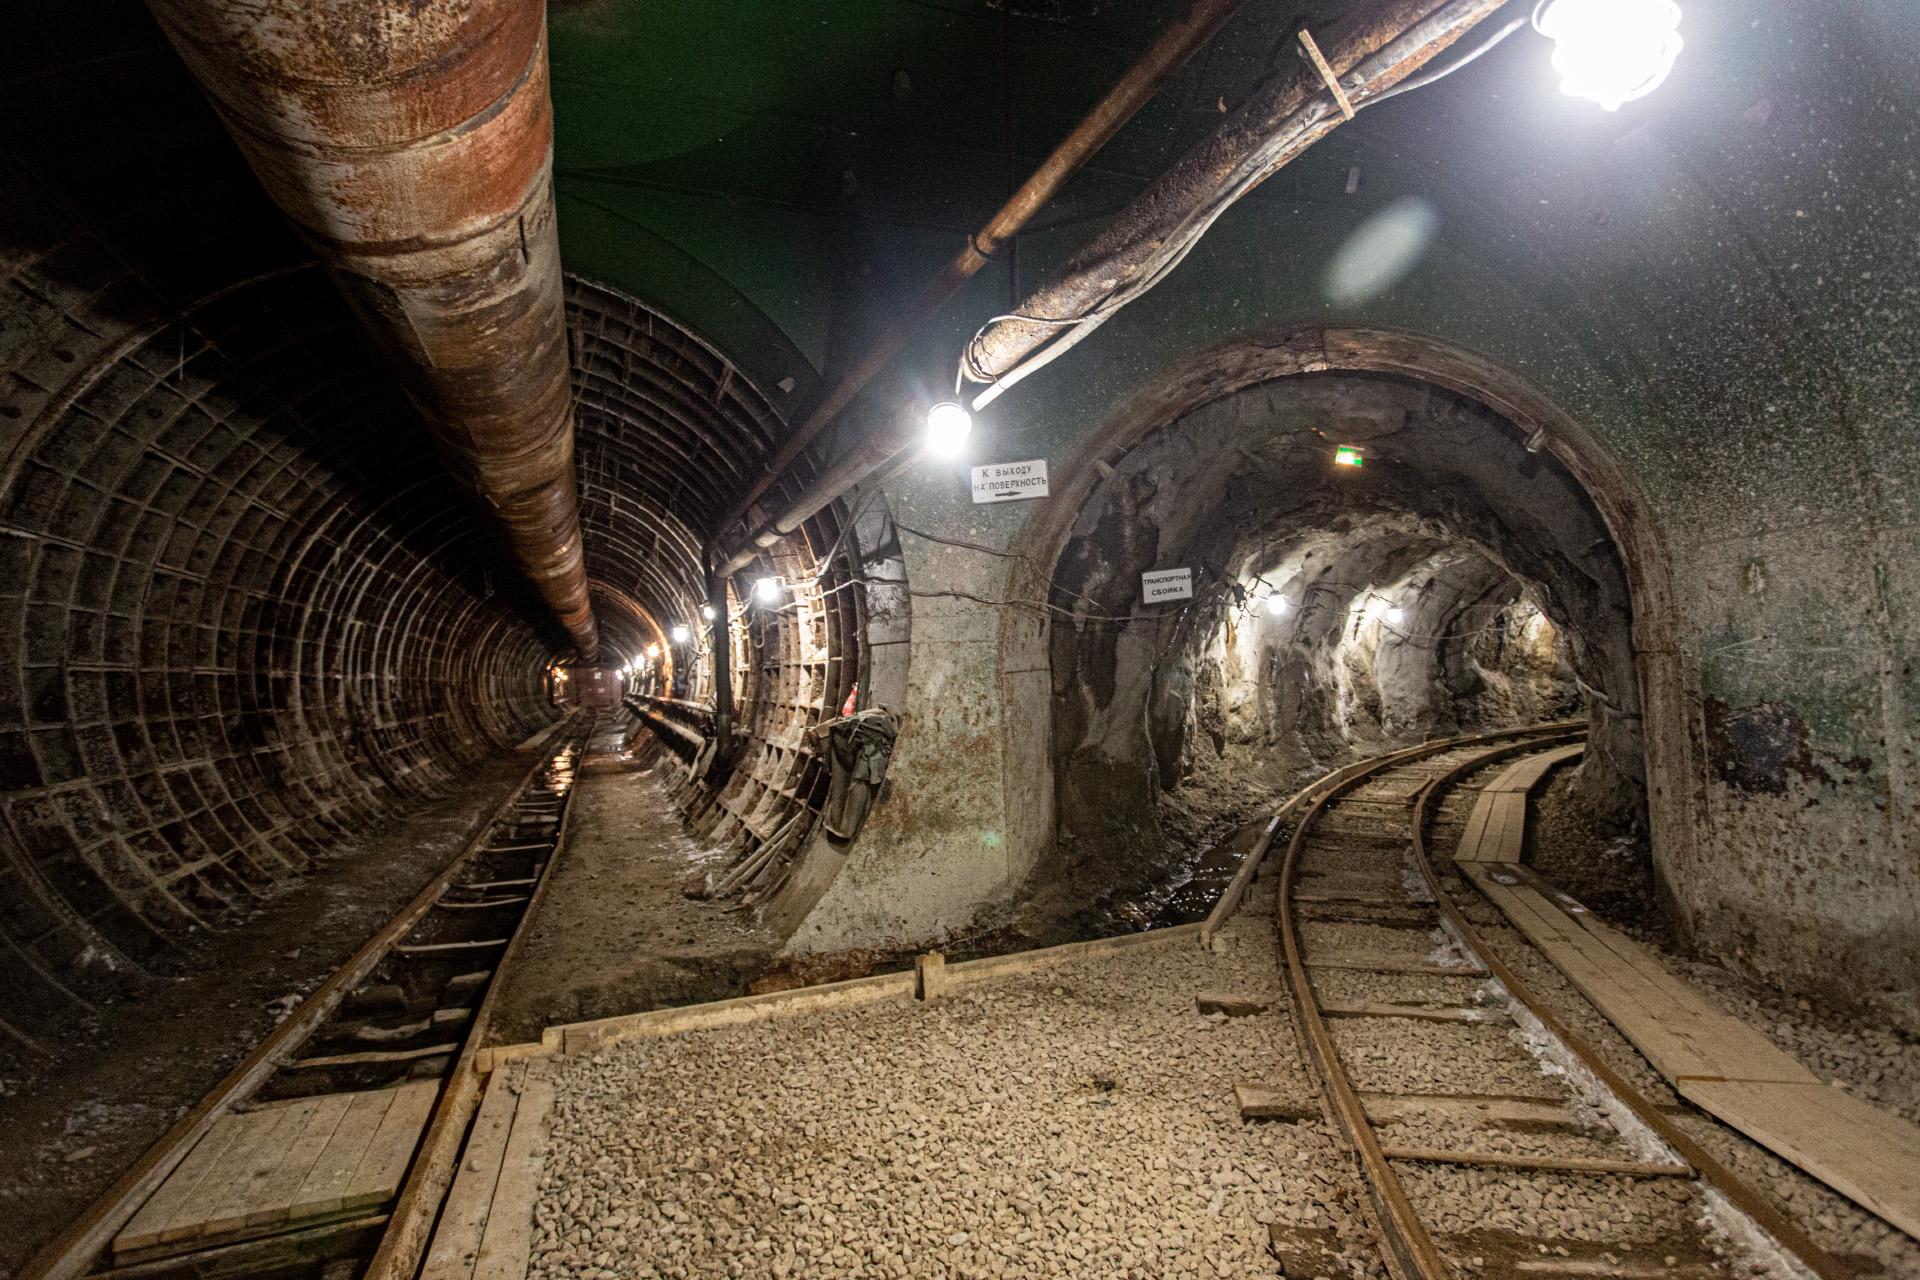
(19, 719), (588, 1280)
(364, 715), (592, 1280)
(1405, 742), (1850, 1280)
(1272, 722), (1577, 1280)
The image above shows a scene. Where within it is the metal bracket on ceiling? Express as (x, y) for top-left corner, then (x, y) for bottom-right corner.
(1296, 29), (1356, 120)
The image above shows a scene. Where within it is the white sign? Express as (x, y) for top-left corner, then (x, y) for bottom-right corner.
(1141, 567), (1194, 604)
(970, 459), (1050, 504)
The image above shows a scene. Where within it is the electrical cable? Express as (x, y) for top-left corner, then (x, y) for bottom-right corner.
(956, 4), (1534, 409)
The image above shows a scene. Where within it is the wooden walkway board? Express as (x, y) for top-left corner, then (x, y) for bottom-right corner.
(1463, 861), (1920, 1238)
(113, 1081), (440, 1257)
(422, 1060), (555, 1280)
(1455, 743), (1583, 863)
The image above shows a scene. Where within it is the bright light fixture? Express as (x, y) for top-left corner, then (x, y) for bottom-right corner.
(645, 643), (661, 659)
(1534, 0), (1683, 112)
(1384, 606), (1405, 625)
(1334, 445), (1365, 468)
(755, 576), (784, 605)
(1266, 593), (1290, 617)
(701, 604), (717, 621)
(925, 401), (973, 457)
(670, 625), (691, 644)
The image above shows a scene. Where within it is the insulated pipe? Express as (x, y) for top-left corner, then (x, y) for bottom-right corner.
(147, 0), (600, 659)
(715, 0), (1509, 578)
(710, 0), (1251, 565)
(962, 0), (1510, 388)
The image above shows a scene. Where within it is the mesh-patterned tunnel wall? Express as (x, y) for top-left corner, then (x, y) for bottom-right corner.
(0, 232), (558, 1042)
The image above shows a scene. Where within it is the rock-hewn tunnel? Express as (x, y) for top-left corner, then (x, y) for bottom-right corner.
(2, 1), (1915, 1277)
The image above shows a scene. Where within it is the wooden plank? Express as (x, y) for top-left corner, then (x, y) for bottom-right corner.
(1363, 1093), (1578, 1129)
(290, 1089), (399, 1220)
(395, 939), (509, 956)
(1678, 1079), (1920, 1238)
(240, 1092), (356, 1229)
(1465, 862), (1920, 1238)
(1462, 865), (1799, 1083)
(420, 1064), (523, 1280)
(1305, 950), (1486, 978)
(343, 1080), (441, 1214)
(1320, 1001), (1502, 1025)
(1237, 1085), (1573, 1128)
(190, 1100), (325, 1242)
(27, 743), (558, 1280)
(1236, 1084), (1319, 1121)
(114, 1117), (249, 1254)
(1485, 742), (1584, 794)
(1379, 1146), (1690, 1177)
(472, 1064), (555, 1280)
(283, 1043), (460, 1070)
(96, 1215), (389, 1280)
(1195, 993), (1272, 1017)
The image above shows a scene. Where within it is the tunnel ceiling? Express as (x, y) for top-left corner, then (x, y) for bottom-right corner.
(565, 278), (792, 669)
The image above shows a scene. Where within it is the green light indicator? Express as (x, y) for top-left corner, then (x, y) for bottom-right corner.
(1334, 445), (1365, 468)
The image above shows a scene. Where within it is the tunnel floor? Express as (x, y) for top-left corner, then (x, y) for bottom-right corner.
(518, 899), (1920, 1280)
(485, 725), (778, 1047)
(0, 749), (538, 1276)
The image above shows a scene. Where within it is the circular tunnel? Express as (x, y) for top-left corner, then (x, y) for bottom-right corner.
(1023, 368), (1643, 932)
(0, 238), (887, 1045)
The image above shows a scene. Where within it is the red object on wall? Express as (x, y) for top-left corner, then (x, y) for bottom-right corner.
(841, 683), (859, 717)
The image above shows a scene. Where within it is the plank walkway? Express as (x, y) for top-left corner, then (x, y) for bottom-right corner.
(113, 1080), (439, 1258)
(1453, 742), (1584, 863)
(419, 1060), (554, 1280)
(1456, 757), (1920, 1241)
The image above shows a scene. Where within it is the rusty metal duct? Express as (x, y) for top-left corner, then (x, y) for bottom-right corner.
(146, 0), (600, 660)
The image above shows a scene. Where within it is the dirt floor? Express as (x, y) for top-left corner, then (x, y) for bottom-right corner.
(486, 752), (778, 1047)
(0, 748), (538, 1279)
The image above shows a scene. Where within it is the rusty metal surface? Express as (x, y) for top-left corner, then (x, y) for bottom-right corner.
(964, 0), (1510, 387)
(147, 0), (599, 658)
(710, 0), (1250, 568)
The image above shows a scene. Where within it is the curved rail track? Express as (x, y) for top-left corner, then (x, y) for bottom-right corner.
(22, 715), (595, 1280)
(1274, 724), (1847, 1280)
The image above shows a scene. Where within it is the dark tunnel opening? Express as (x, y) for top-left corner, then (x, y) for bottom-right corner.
(1026, 371), (1645, 937)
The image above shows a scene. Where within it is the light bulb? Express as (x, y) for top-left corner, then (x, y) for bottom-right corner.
(755, 576), (784, 605)
(671, 625), (691, 644)
(1535, 0), (1683, 112)
(1384, 606), (1405, 625)
(701, 604), (716, 621)
(645, 643), (660, 659)
(1266, 594), (1290, 617)
(925, 401), (973, 457)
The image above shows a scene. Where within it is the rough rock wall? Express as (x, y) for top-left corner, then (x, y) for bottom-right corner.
(1030, 376), (1616, 929)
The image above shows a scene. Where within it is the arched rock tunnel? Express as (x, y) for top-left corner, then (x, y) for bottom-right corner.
(2, 0), (1918, 1272)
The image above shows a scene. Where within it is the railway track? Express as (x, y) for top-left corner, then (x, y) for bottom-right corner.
(1273, 725), (1848, 1280)
(22, 714), (595, 1280)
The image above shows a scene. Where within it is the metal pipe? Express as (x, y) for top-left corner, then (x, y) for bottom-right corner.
(147, 0), (600, 659)
(716, 0), (1509, 578)
(963, 0), (1510, 387)
(710, 0), (1251, 559)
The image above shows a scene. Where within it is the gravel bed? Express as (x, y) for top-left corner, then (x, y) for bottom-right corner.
(1372, 1111), (1627, 1163)
(1299, 921), (1445, 959)
(1330, 1018), (1551, 1096)
(532, 916), (1355, 1280)
(1309, 968), (1489, 1008)
(1395, 1165), (1707, 1249)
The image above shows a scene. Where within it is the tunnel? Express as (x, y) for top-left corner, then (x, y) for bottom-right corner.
(3, 1), (1917, 1278)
